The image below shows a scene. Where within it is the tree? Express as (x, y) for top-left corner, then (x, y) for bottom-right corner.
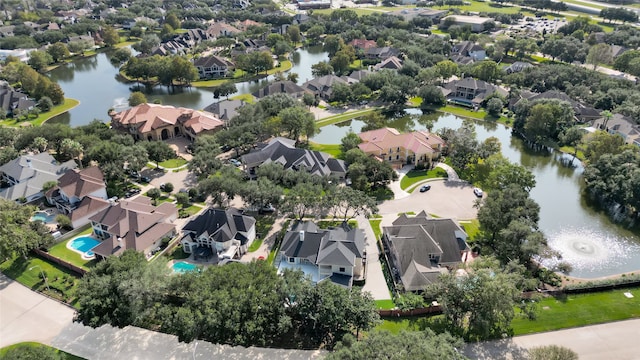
(142, 141), (175, 167)
(470, 60), (501, 82)
(0, 199), (54, 260)
(27, 50), (52, 72)
(46, 42), (70, 63)
(0, 343), (62, 360)
(325, 187), (378, 221)
(330, 51), (352, 76)
(330, 83), (353, 103)
(171, 56), (199, 86)
(528, 345), (579, 360)
(241, 178), (283, 209)
(147, 188), (161, 201)
(485, 98), (503, 117)
(435, 60), (459, 80)
(323, 35), (343, 57)
(283, 182), (323, 220)
(162, 182), (174, 193)
(558, 126), (584, 159)
(102, 26), (120, 47)
(328, 330), (466, 360)
(286, 25), (302, 43)
(311, 61), (334, 77)
(188, 135), (222, 178)
(212, 82), (237, 99)
(31, 136), (48, 153)
(37, 96), (54, 112)
(278, 106), (316, 144)
(133, 34), (160, 55)
(56, 214), (72, 230)
(160, 24), (175, 41)
(303, 92), (319, 108)
(583, 130), (627, 164)
(59, 138), (83, 165)
(165, 13), (181, 30)
(419, 85), (446, 108)
(128, 91), (147, 106)
(586, 43), (613, 70)
(341, 132), (362, 153)
(479, 154), (536, 193)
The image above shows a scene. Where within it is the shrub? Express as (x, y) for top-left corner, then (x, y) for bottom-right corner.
(175, 192), (190, 206)
(147, 188), (161, 199)
(55, 214), (73, 230)
(161, 182), (174, 193)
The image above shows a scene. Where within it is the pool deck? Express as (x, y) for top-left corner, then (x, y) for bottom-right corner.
(66, 235), (100, 260)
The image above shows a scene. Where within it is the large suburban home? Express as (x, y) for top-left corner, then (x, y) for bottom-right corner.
(110, 103), (224, 141)
(241, 137), (347, 179)
(440, 15), (495, 33)
(505, 61), (533, 74)
(451, 41), (486, 63)
(390, 8), (448, 21)
(277, 221), (366, 288)
(365, 46), (400, 60)
(382, 212), (471, 291)
(341, 69), (371, 85)
(181, 208), (256, 262)
(193, 55), (234, 79)
(358, 127), (445, 168)
(0, 80), (36, 116)
(348, 38), (377, 51)
(0, 153), (77, 203)
(302, 75), (349, 101)
(90, 196), (178, 259)
(592, 113), (640, 146)
(441, 77), (508, 108)
(373, 56), (403, 71)
(511, 90), (601, 122)
(45, 167), (110, 229)
(206, 22), (241, 38)
(251, 80), (308, 99)
(203, 99), (247, 122)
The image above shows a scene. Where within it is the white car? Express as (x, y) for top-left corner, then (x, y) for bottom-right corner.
(473, 188), (483, 197)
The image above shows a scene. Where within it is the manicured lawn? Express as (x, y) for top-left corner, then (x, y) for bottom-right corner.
(0, 342), (85, 360)
(316, 107), (380, 127)
(248, 239), (263, 252)
(0, 256), (80, 305)
(0, 98), (80, 127)
(459, 219), (480, 241)
(309, 142), (342, 158)
(559, 146), (586, 161)
(369, 220), (382, 241)
(168, 245), (190, 260)
(438, 105), (511, 126)
(159, 157), (187, 169)
(401, 168), (448, 191)
(180, 204), (202, 217)
(229, 93), (255, 103)
(47, 227), (96, 269)
(511, 288), (640, 335)
(317, 219), (358, 229)
(191, 78), (229, 88)
(375, 299), (397, 310)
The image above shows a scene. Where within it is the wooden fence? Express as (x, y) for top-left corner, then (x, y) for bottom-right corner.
(378, 306), (442, 317)
(33, 248), (86, 276)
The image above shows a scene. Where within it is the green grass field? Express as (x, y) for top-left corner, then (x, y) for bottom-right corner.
(159, 157), (187, 169)
(459, 219), (480, 241)
(0, 342), (85, 360)
(369, 220), (382, 241)
(0, 98), (80, 127)
(375, 299), (397, 310)
(401, 168), (448, 191)
(309, 142), (342, 157)
(316, 107), (379, 127)
(47, 227), (96, 269)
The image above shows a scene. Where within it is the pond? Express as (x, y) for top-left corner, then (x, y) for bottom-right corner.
(47, 46), (328, 127)
(312, 109), (640, 278)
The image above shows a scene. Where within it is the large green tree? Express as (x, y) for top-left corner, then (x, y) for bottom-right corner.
(278, 106), (316, 144)
(0, 199), (54, 260)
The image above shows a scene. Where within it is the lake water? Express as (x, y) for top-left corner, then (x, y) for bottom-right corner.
(47, 46), (328, 127)
(312, 109), (640, 278)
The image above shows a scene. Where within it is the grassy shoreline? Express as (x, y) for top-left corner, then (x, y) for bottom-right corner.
(0, 98), (80, 127)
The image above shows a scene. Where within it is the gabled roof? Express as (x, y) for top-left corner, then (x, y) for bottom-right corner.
(505, 61), (533, 73)
(203, 99), (247, 121)
(348, 38), (377, 50)
(193, 55), (234, 68)
(207, 22), (241, 37)
(358, 127), (444, 156)
(342, 70), (371, 84)
(374, 56), (403, 71)
(451, 41), (484, 56)
(182, 207), (256, 246)
(302, 75), (348, 97)
(444, 77), (508, 103)
(55, 166), (105, 199)
(241, 137), (347, 177)
(69, 196), (110, 223)
(251, 80), (307, 98)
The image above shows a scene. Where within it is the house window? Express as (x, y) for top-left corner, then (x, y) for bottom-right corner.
(339, 267), (345, 273)
(388, 156), (392, 161)
(397, 147), (400, 152)
(389, 148), (393, 153)
(396, 155), (399, 160)
(289, 257), (295, 263)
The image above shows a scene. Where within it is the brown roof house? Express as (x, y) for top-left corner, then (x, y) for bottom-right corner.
(382, 212), (470, 291)
(591, 113), (640, 147)
(193, 55), (234, 79)
(110, 103), (224, 141)
(90, 196), (178, 259)
(251, 80), (308, 99)
(45, 167), (110, 229)
(302, 75), (349, 101)
(358, 127), (445, 168)
(442, 77), (508, 108)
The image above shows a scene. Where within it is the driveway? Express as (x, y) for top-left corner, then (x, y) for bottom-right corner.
(379, 179), (479, 220)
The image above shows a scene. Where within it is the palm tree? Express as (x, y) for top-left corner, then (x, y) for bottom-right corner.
(601, 110), (613, 131)
(60, 138), (84, 168)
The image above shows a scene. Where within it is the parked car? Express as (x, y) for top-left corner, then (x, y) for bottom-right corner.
(129, 171), (140, 179)
(259, 203), (276, 214)
(125, 188), (141, 198)
(419, 184), (431, 192)
(473, 187), (483, 197)
(140, 176), (151, 183)
(228, 158), (242, 167)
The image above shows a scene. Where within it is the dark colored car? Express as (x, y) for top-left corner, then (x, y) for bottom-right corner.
(420, 184), (431, 192)
(140, 176), (151, 183)
(125, 188), (141, 198)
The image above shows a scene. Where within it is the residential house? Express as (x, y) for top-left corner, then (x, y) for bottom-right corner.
(451, 41), (486, 63)
(292, 14), (311, 25)
(365, 46), (400, 60)
(181, 208), (256, 261)
(193, 55), (234, 79)
(66, 35), (96, 49)
(505, 61), (533, 74)
(441, 77), (508, 108)
(236, 19), (262, 31)
(277, 221), (366, 288)
(45, 167), (110, 228)
(341, 69), (371, 84)
(440, 15), (495, 33)
(0, 49), (33, 63)
(233, 0), (252, 9)
(592, 113), (640, 146)
(610, 45), (627, 59)
(297, 0), (332, 10)
(382, 212), (471, 291)
(0, 25), (15, 38)
(91, 196), (178, 259)
(302, 75), (349, 101)
(203, 99), (247, 122)
(373, 56), (403, 71)
(358, 127), (445, 168)
(349, 39), (377, 51)
(0, 153), (77, 203)
(251, 80), (308, 99)
(0, 81), (36, 115)
(110, 103), (224, 141)
(241, 137), (347, 179)
(511, 90), (601, 122)
(207, 22), (241, 38)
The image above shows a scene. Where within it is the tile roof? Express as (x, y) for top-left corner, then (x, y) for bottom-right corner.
(358, 127), (444, 156)
(111, 103), (224, 135)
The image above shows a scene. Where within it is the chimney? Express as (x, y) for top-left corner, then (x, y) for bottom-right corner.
(299, 230), (304, 242)
(281, 82), (285, 93)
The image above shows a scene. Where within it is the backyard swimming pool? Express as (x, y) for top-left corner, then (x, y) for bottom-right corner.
(31, 211), (56, 223)
(68, 236), (100, 259)
(172, 261), (198, 274)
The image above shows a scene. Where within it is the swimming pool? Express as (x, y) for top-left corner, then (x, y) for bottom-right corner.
(68, 236), (101, 259)
(31, 211), (56, 223)
(172, 261), (198, 274)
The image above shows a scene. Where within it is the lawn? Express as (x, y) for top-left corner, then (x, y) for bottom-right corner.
(168, 245), (190, 260)
(248, 239), (263, 252)
(316, 107), (380, 127)
(438, 105), (511, 126)
(375, 316), (440, 334)
(309, 142), (342, 158)
(0, 256), (80, 305)
(375, 299), (397, 310)
(0, 342), (85, 360)
(0, 98), (80, 127)
(401, 167), (448, 191)
(317, 219), (358, 229)
(511, 288), (640, 335)
(369, 220), (382, 241)
(179, 204), (202, 217)
(459, 219), (480, 241)
(47, 227), (96, 269)
(229, 93), (256, 103)
(159, 157), (187, 169)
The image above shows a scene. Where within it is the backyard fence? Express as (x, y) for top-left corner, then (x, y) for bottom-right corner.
(378, 306), (442, 317)
(33, 248), (86, 276)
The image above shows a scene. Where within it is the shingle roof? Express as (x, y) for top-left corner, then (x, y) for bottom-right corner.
(193, 55), (234, 68)
(0, 153), (77, 201)
(55, 166), (105, 199)
(182, 208), (256, 246)
(251, 81), (307, 98)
